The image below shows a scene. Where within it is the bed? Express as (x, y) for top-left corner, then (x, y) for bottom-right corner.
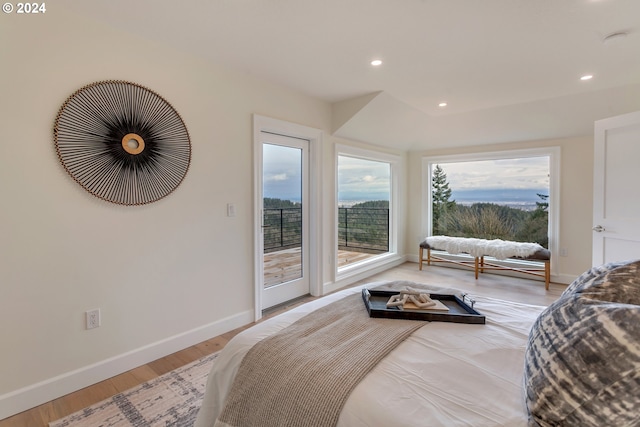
(195, 280), (545, 427)
(195, 263), (640, 427)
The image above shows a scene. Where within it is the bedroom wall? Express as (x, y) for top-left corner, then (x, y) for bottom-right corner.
(0, 8), (345, 417)
(405, 136), (594, 284)
(0, 6), (592, 419)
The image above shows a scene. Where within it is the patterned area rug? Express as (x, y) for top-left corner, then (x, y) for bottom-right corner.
(49, 352), (218, 427)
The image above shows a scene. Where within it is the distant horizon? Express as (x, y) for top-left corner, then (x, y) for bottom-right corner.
(264, 149), (549, 206)
(451, 188), (548, 202)
(266, 187), (547, 207)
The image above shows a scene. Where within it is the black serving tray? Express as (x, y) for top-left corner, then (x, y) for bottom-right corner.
(362, 289), (485, 324)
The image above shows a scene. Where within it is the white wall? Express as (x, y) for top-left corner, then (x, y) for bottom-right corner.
(406, 136), (594, 283)
(0, 8), (339, 417)
(0, 6), (596, 419)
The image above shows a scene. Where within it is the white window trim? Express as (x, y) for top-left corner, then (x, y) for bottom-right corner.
(422, 147), (560, 277)
(332, 145), (402, 288)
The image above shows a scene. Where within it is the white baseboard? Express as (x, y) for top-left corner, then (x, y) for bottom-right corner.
(406, 253), (575, 285)
(324, 254), (407, 294)
(553, 273), (577, 285)
(0, 310), (253, 420)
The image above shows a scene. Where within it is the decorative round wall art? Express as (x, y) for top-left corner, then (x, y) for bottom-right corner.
(54, 80), (191, 205)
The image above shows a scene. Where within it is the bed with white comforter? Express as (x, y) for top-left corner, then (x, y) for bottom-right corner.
(195, 280), (545, 427)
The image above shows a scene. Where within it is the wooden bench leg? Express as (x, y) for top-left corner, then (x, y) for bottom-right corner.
(418, 247), (433, 271)
(545, 261), (550, 290)
(474, 257), (479, 280)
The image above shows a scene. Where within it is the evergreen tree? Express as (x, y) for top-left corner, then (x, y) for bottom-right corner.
(432, 165), (456, 235)
(351, 200), (389, 209)
(516, 193), (549, 247)
(263, 197), (301, 208)
(535, 193), (549, 212)
(338, 200), (390, 252)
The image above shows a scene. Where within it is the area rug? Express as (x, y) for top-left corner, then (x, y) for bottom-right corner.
(49, 352), (219, 427)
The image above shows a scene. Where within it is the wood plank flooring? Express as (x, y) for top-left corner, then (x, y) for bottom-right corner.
(0, 262), (566, 427)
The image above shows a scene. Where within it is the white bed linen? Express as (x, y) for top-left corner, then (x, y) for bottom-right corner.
(195, 283), (545, 427)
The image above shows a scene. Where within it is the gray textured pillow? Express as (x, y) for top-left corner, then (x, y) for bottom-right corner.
(524, 260), (640, 427)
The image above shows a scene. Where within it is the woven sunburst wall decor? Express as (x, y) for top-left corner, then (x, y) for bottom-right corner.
(54, 80), (191, 205)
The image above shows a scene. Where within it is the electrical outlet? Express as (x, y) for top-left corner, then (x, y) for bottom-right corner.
(86, 309), (101, 329)
(560, 248), (568, 257)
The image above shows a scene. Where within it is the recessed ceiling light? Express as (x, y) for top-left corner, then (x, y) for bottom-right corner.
(438, 102), (447, 107)
(370, 59), (382, 66)
(580, 75), (593, 81)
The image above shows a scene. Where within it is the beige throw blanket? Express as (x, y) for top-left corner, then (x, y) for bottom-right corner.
(214, 292), (427, 427)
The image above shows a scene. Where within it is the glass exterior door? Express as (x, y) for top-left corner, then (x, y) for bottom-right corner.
(261, 133), (309, 308)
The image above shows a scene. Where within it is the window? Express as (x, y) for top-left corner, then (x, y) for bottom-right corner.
(336, 145), (399, 274)
(423, 148), (559, 260)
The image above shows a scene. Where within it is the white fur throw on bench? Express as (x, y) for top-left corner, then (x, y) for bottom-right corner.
(426, 236), (544, 260)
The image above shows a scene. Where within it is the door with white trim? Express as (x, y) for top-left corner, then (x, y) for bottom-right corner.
(593, 111), (640, 265)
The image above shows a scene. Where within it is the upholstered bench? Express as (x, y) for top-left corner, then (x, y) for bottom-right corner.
(419, 237), (551, 290)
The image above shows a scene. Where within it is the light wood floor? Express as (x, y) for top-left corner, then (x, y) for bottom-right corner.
(0, 262), (566, 427)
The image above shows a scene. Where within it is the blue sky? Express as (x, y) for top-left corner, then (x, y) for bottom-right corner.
(263, 148), (391, 202)
(337, 156), (390, 201)
(263, 144), (302, 201)
(263, 151), (548, 202)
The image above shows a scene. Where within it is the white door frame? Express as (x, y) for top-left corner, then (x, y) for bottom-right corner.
(253, 115), (323, 321)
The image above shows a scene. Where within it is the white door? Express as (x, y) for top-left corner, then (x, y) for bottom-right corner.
(593, 110), (640, 265)
(260, 132), (310, 309)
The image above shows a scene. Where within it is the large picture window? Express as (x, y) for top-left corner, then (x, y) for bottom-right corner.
(336, 146), (399, 274)
(423, 148), (559, 257)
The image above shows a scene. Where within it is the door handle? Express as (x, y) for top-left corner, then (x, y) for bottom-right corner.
(592, 225), (605, 232)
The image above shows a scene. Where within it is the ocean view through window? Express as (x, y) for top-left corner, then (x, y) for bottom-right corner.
(425, 149), (559, 251)
(338, 155), (391, 265)
(262, 143), (398, 278)
(336, 146), (400, 274)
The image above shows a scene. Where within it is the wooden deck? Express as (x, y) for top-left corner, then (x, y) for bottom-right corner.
(264, 248), (378, 287)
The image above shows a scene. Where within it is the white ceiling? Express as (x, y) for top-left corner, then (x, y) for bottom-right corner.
(61, 0), (640, 150)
